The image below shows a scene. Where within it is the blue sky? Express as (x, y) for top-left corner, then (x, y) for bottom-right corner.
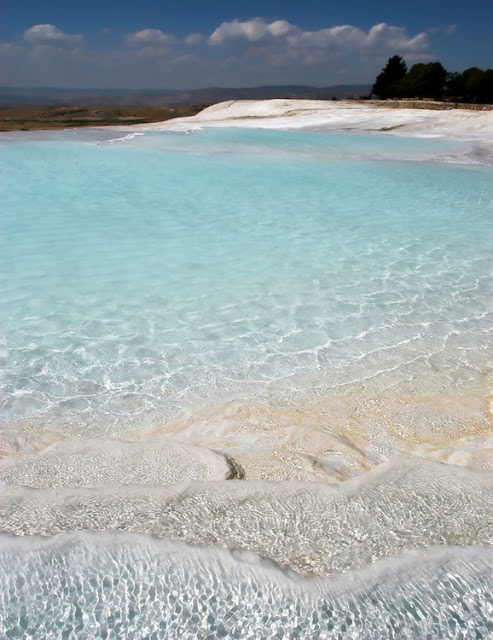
(1, 0), (491, 89)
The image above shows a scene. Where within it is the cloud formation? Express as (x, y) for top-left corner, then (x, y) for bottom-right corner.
(184, 32), (204, 46)
(209, 19), (430, 61)
(3, 19), (436, 89)
(428, 25), (457, 36)
(125, 29), (177, 47)
(23, 24), (83, 47)
(209, 18), (298, 45)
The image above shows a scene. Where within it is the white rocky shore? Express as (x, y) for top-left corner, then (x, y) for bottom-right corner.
(135, 99), (493, 141)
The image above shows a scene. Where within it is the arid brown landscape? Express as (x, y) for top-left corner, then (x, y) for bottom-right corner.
(0, 105), (204, 131)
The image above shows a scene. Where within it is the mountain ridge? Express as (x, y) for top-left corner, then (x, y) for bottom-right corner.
(0, 84), (371, 107)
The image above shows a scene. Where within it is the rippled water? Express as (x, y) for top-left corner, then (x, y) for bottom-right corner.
(1, 128), (492, 434)
(2, 533), (493, 640)
(1, 127), (492, 638)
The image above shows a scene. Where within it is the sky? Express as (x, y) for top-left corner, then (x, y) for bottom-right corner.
(1, 0), (491, 89)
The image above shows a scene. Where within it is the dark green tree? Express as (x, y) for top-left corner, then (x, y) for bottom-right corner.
(462, 67), (486, 101)
(478, 69), (493, 103)
(444, 72), (465, 99)
(372, 56), (407, 98)
(445, 67), (493, 103)
(398, 62), (447, 100)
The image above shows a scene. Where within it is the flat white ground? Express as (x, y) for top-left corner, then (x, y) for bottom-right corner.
(133, 99), (493, 141)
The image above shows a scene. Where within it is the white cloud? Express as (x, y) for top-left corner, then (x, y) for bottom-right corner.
(209, 18), (300, 46)
(2, 18), (437, 89)
(23, 24), (83, 47)
(429, 24), (457, 36)
(125, 29), (177, 47)
(184, 32), (204, 46)
(268, 20), (299, 38)
(365, 23), (429, 52)
(209, 19), (430, 62)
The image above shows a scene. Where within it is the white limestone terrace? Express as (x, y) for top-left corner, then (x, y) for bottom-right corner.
(132, 99), (493, 141)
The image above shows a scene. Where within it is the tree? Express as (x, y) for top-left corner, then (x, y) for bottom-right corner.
(444, 72), (465, 100)
(478, 69), (493, 103)
(445, 67), (493, 103)
(373, 58), (492, 104)
(398, 62), (447, 100)
(462, 67), (486, 102)
(372, 56), (407, 99)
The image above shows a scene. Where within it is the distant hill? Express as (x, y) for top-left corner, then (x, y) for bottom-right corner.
(0, 85), (371, 107)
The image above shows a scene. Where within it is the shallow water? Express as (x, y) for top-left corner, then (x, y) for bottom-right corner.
(1, 128), (492, 436)
(1, 533), (492, 640)
(1, 127), (492, 638)
(2, 457), (492, 576)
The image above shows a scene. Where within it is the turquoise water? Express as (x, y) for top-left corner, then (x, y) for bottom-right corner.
(1, 127), (493, 639)
(1, 128), (492, 434)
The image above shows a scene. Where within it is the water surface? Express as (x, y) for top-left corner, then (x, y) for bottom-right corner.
(1, 127), (492, 639)
(1, 128), (492, 435)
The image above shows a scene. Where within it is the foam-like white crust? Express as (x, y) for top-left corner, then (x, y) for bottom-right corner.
(134, 99), (493, 141)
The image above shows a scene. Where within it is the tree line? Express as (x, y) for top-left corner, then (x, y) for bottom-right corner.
(372, 56), (493, 103)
